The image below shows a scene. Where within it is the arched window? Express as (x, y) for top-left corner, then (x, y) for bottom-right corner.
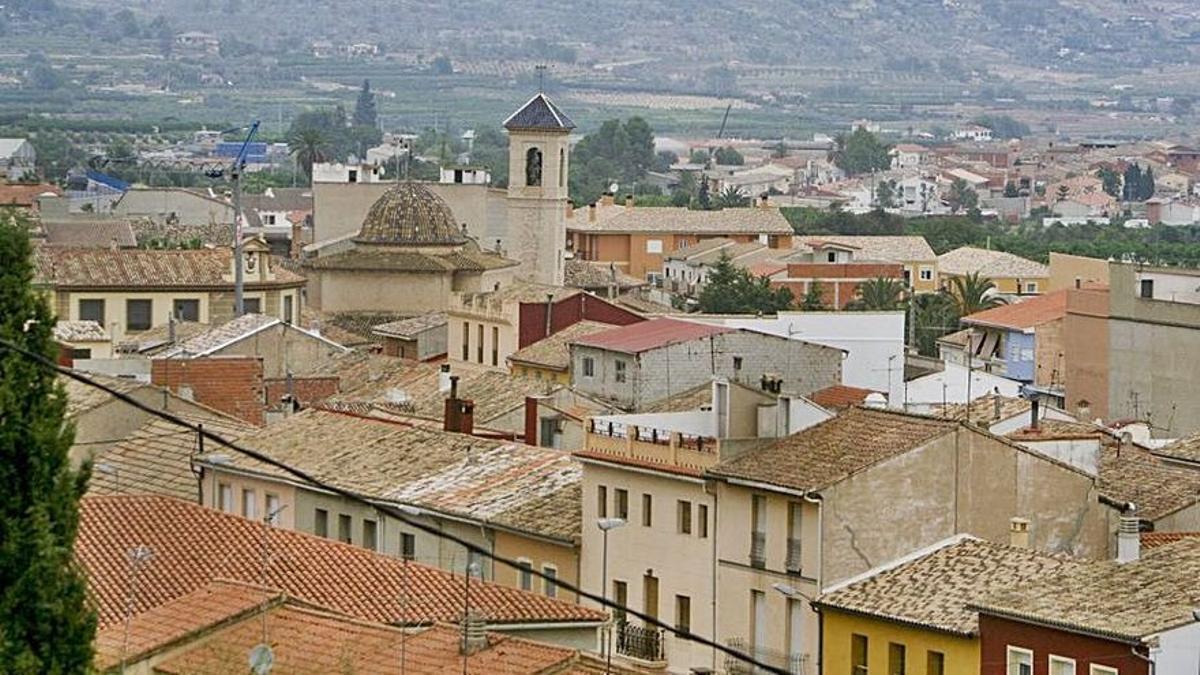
(525, 147), (543, 187)
(558, 148), (565, 188)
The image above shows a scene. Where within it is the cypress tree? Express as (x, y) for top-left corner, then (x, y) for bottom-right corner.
(0, 211), (95, 673)
(352, 79), (377, 129)
(1141, 166), (1156, 201)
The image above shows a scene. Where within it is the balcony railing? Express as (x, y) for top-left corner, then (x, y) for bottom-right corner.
(616, 620), (665, 662)
(725, 638), (810, 675)
(750, 531), (767, 568)
(785, 538), (803, 574)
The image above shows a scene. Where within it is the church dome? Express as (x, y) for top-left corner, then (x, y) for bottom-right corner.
(355, 182), (466, 246)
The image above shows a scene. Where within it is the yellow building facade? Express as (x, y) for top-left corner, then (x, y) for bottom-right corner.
(822, 610), (979, 675)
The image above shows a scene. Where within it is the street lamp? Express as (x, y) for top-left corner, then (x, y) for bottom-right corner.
(597, 517), (627, 674)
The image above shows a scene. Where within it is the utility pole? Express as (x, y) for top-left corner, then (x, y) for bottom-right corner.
(222, 120), (260, 317)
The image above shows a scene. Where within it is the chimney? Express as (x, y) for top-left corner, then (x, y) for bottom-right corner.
(992, 394), (1002, 422)
(588, 203), (598, 223)
(438, 364), (452, 393)
(624, 194), (634, 209)
(460, 610), (488, 656)
(1009, 517), (1030, 548)
(759, 193), (769, 208)
(442, 376), (475, 435)
(1117, 511), (1140, 563)
(1029, 397), (1040, 430)
(601, 192), (615, 207)
(524, 396), (539, 446)
(290, 218), (303, 259)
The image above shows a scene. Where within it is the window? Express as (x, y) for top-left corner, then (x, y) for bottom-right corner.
(615, 359), (627, 383)
(598, 485), (608, 518)
(1049, 656), (1076, 675)
(71, 349), (92, 360)
(491, 326), (499, 366)
(787, 501), (803, 572)
(79, 299), (105, 324)
(615, 488), (629, 520)
(733, 356), (743, 371)
(525, 147), (543, 186)
(1089, 667), (1118, 675)
(927, 651), (945, 675)
(337, 514), (352, 543)
(218, 483), (233, 512)
(265, 493), (280, 520)
(582, 356), (595, 378)
(264, 213), (277, 226)
(613, 580), (628, 623)
(172, 299), (200, 322)
(476, 324), (484, 363)
(786, 599), (804, 664)
(851, 635), (868, 675)
(642, 494), (653, 527)
(1024, 282), (1038, 294)
(462, 321), (470, 360)
(558, 148), (565, 188)
(919, 267), (934, 281)
(126, 299), (152, 332)
(542, 565), (557, 597)
(363, 519), (378, 551)
(1007, 647), (1033, 675)
(675, 595), (691, 633)
(348, 169), (358, 183)
(283, 295), (294, 324)
(243, 297), (261, 314)
(241, 489), (256, 519)
(1140, 278), (1154, 299)
(401, 533), (416, 560)
(698, 504), (708, 538)
(518, 559), (533, 591)
(750, 494), (767, 567)
(677, 500), (692, 534)
(314, 508), (329, 537)
(827, 251), (837, 262)
(646, 239), (663, 254)
(889, 643), (906, 675)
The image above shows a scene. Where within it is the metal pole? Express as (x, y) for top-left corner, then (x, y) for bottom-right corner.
(233, 164), (245, 317)
(603, 528), (612, 674)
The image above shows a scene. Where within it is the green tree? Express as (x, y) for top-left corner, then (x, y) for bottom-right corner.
(1141, 166), (1155, 201)
(850, 277), (906, 311)
(911, 292), (961, 356)
(287, 127), (332, 180)
(714, 185), (749, 209)
(713, 146), (744, 166)
(569, 117), (658, 205)
(831, 127), (891, 176)
(799, 281), (825, 311)
(1123, 164), (1143, 202)
(0, 211), (96, 672)
(972, 114), (1030, 139)
(948, 179), (979, 213)
(696, 253), (794, 314)
(949, 272), (1006, 315)
(1097, 167), (1122, 198)
(352, 79), (378, 129)
(1003, 181), (1020, 198)
(876, 180), (896, 208)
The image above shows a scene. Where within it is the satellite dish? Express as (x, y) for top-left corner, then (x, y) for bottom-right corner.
(608, 182), (619, 194)
(249, 643), (274, 674)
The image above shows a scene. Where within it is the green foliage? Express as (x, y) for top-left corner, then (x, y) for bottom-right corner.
(849, 277), (906, 311)
(0, 210), (96, 672)
(1003, 181), (1020, 198)
(714, 185), (750, 209)
(949, 272), (1006, 315)
(352, 79), (378, 129)
(287, 126), (332, 180)
(713, 146), (744, 165)
(799, 281), (825, 311)
(696, 253), (794, 314)
(831, 127), (891, 176)
(911, 292), (961, 356)
(947, 178), (978, 213)
(470, 126), (509, 187)
(972, 114), (1030, 139)
(1097, 167), (1122, 198)
(569, 117), (657, 206)
(875, 180), (896, 208)
(1121, 164), (1155, 202)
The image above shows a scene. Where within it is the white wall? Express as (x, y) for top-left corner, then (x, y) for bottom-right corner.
(684, 312), (906, 403)
(905, 362), (1022, 412)
(1012, 437), (1101, 476)
(1155, 622), (1200, 674)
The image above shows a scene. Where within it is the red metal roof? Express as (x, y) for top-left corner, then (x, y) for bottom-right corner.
(571, 317), (733, 354)
(808, 384), (876, 409)
(961, 290), (1069, 331)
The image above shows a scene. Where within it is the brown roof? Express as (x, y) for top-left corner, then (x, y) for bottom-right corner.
(572, 317), (733, 354)
(937, 246), (1048, 279)
(41, 221), (137, 248)
(198, 409), (581, 541)
(808, 384), (875, 410)
(304, 247), (517, 273)
(934, 393), (1033, 424)
(372, 312), (448, 339)
(33, 246), (305, 289)
(640, 382), (715, 413)
(799, 235), (936, 263)
(961, 290), (1069, 332)
(53, 320), (109, 343)
(708, 407), (959, 492)
(61, 373), (147, 418)
(1142, 531), (1200, 549)
(0, 182), (60, 207)
(509, 321), (617, 371)
(567, 206), (793, 235)
(1155, 433), (1200, 463)
(1097, 441), (1200, 522)
(974, 537), (1200, 643)
(564, 260), (647, 291)
(77, 495), (604, 630)
(817, 537), (1083, 636)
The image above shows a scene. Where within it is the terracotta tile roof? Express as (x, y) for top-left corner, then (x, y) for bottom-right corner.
(157, 313), (348, 359)
(54, 320), (109, 343)
(563, 260), (646, 291)
(1154, 433), (1200, 463)
(708, 407), (958, 492)
(1142, 531), (1200, 549)
(800, 235), (936, 263)
(572, 317), (733, 354)
(304, 247), (518, 273)
(664, 237), (737, 261)
(310, 351), (437, 394)
(817, 537), (1083, 636)
(509, 321), (616, 371)
(974, 537), (1200, 643)
(372, 312), (448, 339)
(121, 321), (212, 355)
(33, 246), (305, 289)
(41, 221), (137, 248)
(639, 382), (715, 413)
(87, 410), (255, 500)
(961, 290), (1069, 331)
(198, 409), (581, 541)
(77, 495), (605, 630)
(0, 182), (60, 207)
(808, 384), (875, 410)
(459, 280), (582, 305)
(612, 291), (680, 315)
(567, 206), (793, 235)
(937, 246), (1048, 279)
(934, 394), (1033, 424)
(61, 373), (147, 418)
(1096, 441), (1200, 521)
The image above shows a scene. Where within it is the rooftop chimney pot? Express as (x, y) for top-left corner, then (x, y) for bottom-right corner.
(1009, 517), (1030, 549)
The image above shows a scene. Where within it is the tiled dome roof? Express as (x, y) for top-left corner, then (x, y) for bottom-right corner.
(355, 182), (466, 246)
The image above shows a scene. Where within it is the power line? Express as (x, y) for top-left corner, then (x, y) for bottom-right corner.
(0, 336), (789, 675)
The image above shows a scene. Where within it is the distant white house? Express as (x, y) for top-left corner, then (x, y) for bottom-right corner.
(953, 124), (994, 142)
(0, 138), (36, 181)
(311, 161), (385, 184)
(905, 362), (1023, 413)
(890, 144), (930, 170)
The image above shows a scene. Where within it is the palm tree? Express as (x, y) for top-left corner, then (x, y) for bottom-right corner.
(949, 272), (1007, 316)
(288, 127), (332, 180)
(852, 277), (906, 311)
(911, 291), (962, 356)
(714, 185), (750, 209)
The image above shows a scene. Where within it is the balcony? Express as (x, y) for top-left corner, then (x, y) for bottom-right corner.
(749, 531), (766, 569)
(725, 638), (810, 675)
(616, 620), (665, 662)
(785, 538), (803, 574)
(585, 417), (721, 472)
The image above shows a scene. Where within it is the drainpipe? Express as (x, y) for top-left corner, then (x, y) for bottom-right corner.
(803, 490), (824, 675)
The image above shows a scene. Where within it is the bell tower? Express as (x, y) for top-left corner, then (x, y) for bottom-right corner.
(504, 92), (574, 285)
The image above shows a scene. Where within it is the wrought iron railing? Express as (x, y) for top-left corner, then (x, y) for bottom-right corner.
(725, 638), (810, 675)
(750, 531), (767, 568)
(616, 620), (666, 662)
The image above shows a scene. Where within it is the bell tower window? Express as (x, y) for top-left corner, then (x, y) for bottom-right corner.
(526, 147), (543, 186)
(559, 148), (565, 188)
